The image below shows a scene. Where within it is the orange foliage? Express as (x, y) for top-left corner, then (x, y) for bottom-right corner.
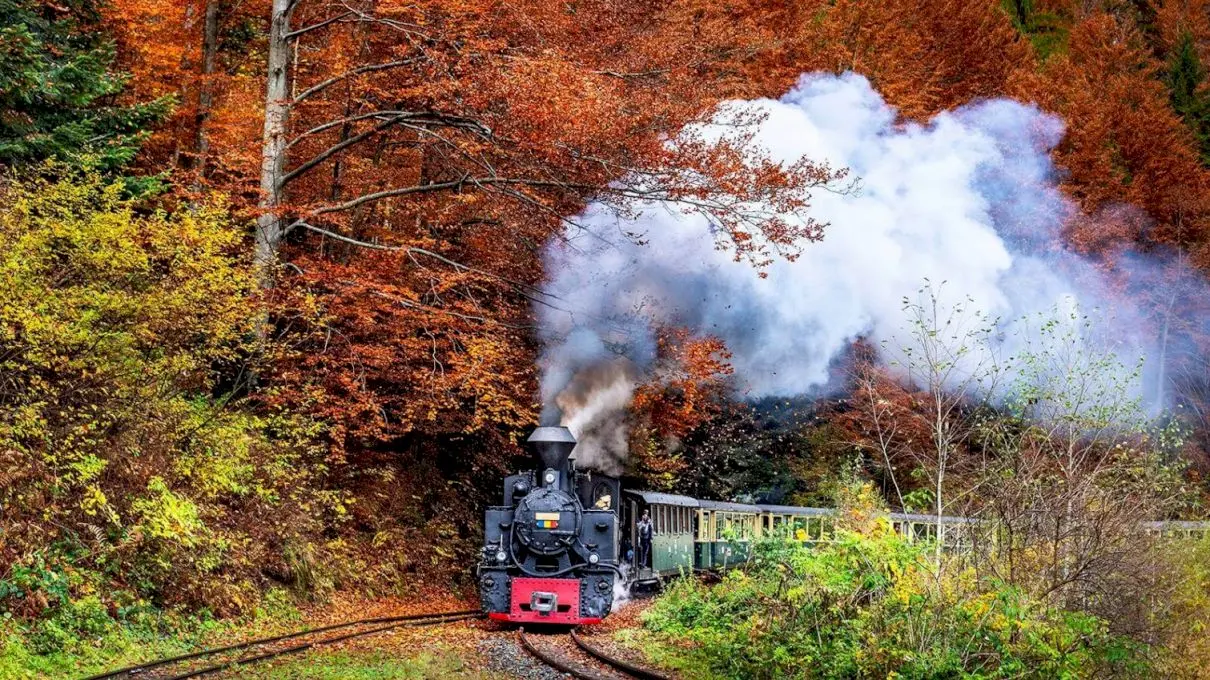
(813, 0), (1030, 119)
(89, 0), (1210, 545)
(201, 0), (842, 458)
(627, 329), (733, 487)
(632, 329), (734, 440)
(1155, 0), (1210, 60)
(1011, 13), (1210, 260)
(104, 0), (265, 186)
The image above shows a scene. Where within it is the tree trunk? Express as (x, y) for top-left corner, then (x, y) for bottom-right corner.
(255, 0), (293, 290)
(1154, 289), (1177, 410)
(194, 0), (221, 187)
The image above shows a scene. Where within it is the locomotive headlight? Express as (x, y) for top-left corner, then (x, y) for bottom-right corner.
(543, 471), (556, 485)
(496, 550), (507, 563)
(589, 553), (600, 564)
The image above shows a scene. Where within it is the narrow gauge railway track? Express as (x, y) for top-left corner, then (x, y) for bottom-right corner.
(518, 627), (672, 680)
(83, 609), (481, 680)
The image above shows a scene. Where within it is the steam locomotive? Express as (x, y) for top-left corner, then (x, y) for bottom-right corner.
(478, 426), (621, 624)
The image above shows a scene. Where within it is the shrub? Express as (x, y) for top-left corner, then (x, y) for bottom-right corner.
(641, 522), (1148, 679)
(1156, 533), (1210, 677)
(0, 166), (338, 629)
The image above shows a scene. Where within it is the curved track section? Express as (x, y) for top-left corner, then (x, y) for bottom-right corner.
(518, 627), (672, 680)
(571, 629), (671, 680)
(83, 609), (481, 680)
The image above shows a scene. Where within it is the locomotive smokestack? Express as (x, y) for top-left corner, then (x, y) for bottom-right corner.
(527, 426), (576, 471)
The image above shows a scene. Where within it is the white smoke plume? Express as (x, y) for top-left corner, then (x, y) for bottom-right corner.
(538, 72), (1180, 469)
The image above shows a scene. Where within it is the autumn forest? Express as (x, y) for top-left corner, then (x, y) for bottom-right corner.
(6, 0), (1210, 677)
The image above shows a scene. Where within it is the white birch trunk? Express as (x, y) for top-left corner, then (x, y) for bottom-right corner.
(255, 0), (293, 289)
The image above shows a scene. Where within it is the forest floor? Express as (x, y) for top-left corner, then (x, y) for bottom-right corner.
(63, 592), (665, 679)
(224, 597), (663, 679)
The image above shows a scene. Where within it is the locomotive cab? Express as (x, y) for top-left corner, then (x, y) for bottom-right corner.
(479, 427), (619, 625)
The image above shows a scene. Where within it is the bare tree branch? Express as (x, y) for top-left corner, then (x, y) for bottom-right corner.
(593, 68), (670, 79)
(282, 114), (410, 186)
(312, 176), (471, 215)
(289, 221), (567, 310)
(283, 10), (353, 40)
(293, 58), (424, 104)
(287, 110), (424, 149)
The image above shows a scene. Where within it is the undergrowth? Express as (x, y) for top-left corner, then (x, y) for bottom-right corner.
(639, 524), (1150, 679)
(0, 588), (301, 679)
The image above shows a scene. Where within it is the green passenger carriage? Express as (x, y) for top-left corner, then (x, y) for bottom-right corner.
(617, 491), (1210, 587)
(621, 490), (699, 581)
(698, 500), (760, 569)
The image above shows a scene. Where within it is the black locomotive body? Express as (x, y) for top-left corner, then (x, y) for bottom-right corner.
(479, 426), (620, 625)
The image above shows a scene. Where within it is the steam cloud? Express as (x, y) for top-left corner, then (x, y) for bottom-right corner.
(538, 72), (1193, 471)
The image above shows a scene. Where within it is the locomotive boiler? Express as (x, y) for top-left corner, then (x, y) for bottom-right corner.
(479, 426), (620, 624)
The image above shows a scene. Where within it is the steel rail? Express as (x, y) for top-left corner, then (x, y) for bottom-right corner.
(162, 612), (480, 679)
(82, 609), (481, 680)
(571, 629), (671, 680)
(517, 628), (603, 680)
(519, 627), (674, 680)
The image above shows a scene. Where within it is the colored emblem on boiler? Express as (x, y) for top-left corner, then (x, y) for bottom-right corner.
(535, 512), (560, 529)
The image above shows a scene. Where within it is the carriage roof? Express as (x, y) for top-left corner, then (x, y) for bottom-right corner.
(757, 504), (835, 517)
(698, 499), (761, 513)
(623, 490), (700, 508)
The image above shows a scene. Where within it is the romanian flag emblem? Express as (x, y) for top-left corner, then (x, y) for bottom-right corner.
(535, 512), (560, 529)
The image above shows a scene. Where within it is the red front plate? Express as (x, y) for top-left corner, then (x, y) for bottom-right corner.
(506, 577), (584, 624)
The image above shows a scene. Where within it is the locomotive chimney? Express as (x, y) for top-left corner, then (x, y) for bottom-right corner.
(527, 426), (576, 472)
